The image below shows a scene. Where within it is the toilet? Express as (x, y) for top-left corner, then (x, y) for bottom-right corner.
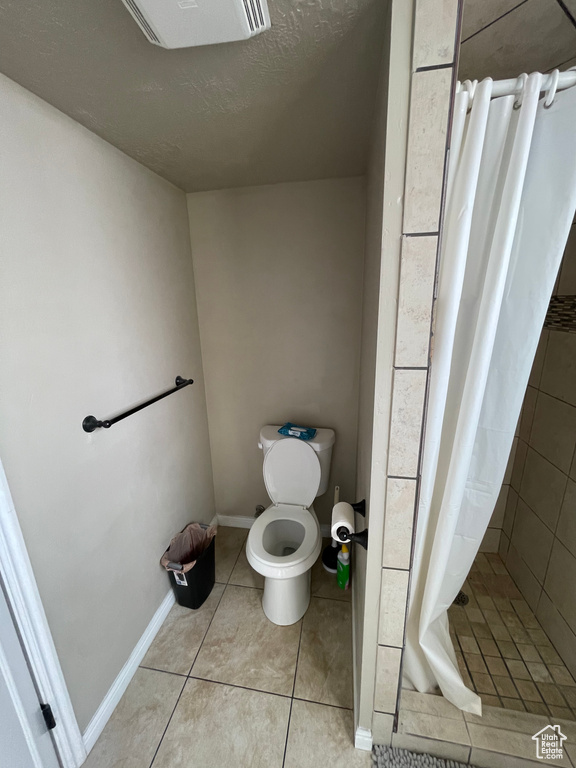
(246, 425), (335, 625)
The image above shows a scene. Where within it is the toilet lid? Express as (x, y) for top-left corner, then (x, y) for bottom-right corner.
(263, 438), (321, 507)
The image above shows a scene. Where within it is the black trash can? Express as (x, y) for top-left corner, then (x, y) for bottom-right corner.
(161, 523), (216, 610)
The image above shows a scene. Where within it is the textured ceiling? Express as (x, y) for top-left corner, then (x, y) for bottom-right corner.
(459, 0), (576, 82)
(0, 0), (386, 192)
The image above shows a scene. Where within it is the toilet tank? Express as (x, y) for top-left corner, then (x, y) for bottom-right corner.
(258, 425), (335, 497)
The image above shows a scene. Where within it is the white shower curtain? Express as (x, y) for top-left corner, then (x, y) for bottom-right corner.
(403, 73), (576, 714)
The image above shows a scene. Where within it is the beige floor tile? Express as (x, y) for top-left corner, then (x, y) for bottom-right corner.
(83, 668), (184, 768)
(476, 595), (496, 612)
(483, 609), (504, 627)
(399, 690), (464, 721)
(468, 722), (558, 762)
(501, 612), (524, 631)
(538, 645), (563, 665)
(476, 553), (493, 574)
(490, 624), (512, 641)
(470, 747), (560, 768)
(450, 611), (472, 635)
(392, 732), (471, 763)
(560, 685), (576, 708)
(492, 596), (512, 613)
(501, 697), (526, 712)
(471, 621), (493, 639)
(284, 700), (370, 768)
(471, 671), (496, 695)
(460, 666), (473, 689)
(478, 637), (500, 657)
(482, 694), (502, 708)
(498, 640), (520, 660)
(466, 653), (488, 674)
(493, 676), (519, 699)
(510, 598), (531, 615)
(518, 611), (541, 630)
(485, 656), (508, 677)
(486, 554), (508, 576)
(466, 607), (485, 624)
(397, 709), (470, 745)
(141, 584), (225, 674)
(538, 683), (568, 707)
(310, 542), (351, 602)
(229, 546), (264, 589)
(549, 665), (576, 686)
(525, 700), (550, 716)
(192, 584), (301, 696)
(215, 527), (247, 583)
(459, 635), (480, 654)
(528, 628), (551, 646)
(526, 661), (553, 684)
(464, 704), (547, 733)
(517, 644), (542, 663)
(153, 678), (290, 768)
(508, 625), (532, 645)
(515, 679), (543, 703)
(294, 597), (353, 709)
(550, 705), (573, 720)
(505, 659), (531, 680)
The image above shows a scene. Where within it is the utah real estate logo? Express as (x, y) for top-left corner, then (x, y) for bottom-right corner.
(532, 725), (567, 760)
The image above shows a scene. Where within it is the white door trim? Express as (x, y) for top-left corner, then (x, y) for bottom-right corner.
(0, 461), (86, 768)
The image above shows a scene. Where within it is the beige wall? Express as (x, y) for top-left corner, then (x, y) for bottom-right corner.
(0, 75), (214, 732)
(459, 0), (576, 81)
(480, 449), (516, 553)
(187, 178), (365, 526)
(501, 223), (576, 679)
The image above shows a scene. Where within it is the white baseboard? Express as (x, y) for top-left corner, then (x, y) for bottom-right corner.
(82, 589), (175, 755)
(355, 726), (373, 751)
(217, 514), (331, 539)
(216, 514), (255, 529)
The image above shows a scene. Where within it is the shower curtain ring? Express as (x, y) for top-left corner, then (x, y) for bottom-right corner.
(513, 73), (528, 110)
(462, 79), (477, 100)
(544, 69), (560, 109)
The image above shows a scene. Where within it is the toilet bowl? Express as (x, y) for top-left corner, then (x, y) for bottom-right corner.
(246, 426), (335, 625)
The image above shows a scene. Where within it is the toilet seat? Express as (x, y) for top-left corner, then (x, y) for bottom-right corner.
(247, 505), (320, 579)
(263, 438), (321, 507)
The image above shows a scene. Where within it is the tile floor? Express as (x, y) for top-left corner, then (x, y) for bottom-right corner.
(394, 689), (576, 767)
(84, 527), (367, 768)
(450, 551), (576, 720)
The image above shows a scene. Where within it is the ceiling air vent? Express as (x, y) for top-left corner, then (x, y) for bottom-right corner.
(120, 0), (271, 49)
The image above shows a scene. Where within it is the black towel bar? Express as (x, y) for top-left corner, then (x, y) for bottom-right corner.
(82, 376), (194, 433)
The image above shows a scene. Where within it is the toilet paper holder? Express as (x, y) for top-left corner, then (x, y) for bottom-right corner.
(335, 499), (368, 550)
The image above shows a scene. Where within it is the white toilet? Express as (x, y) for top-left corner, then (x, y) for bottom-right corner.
(246, 425), (335, 625)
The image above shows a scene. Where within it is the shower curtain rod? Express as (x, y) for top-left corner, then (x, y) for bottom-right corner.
(458, 69), (576, 100)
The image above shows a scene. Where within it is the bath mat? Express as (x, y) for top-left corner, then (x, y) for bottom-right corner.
(372, 745), (474, 768)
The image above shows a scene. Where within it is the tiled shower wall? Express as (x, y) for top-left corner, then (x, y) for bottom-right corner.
(372, 0), (460, 740)
(499, 220), (576, 680)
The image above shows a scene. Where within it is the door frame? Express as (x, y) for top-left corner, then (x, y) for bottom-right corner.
(0, 460), (86, 768)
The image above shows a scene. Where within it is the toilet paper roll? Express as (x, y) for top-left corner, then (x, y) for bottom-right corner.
(331, 501), (355, 542)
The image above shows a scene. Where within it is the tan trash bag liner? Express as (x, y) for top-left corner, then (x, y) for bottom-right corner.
(160, 523), (217, 574)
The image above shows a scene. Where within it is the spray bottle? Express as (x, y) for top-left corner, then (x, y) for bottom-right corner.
(337, 543), (350, 590)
